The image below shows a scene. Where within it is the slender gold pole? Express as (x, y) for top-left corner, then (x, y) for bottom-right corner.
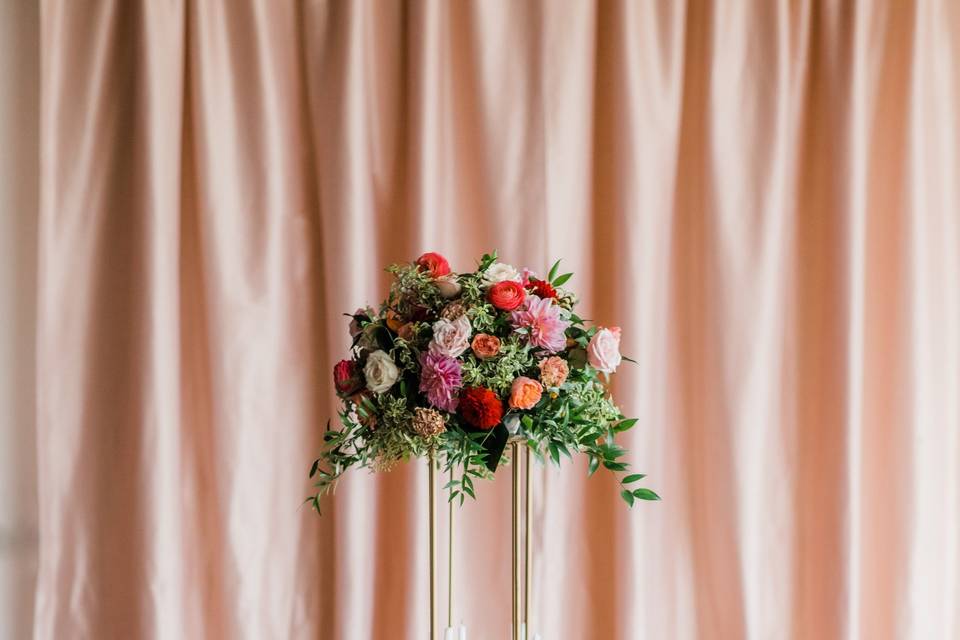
(511, 442), (521, 640)
(429, 449), (437, 640)
(524, 445), (532, 636)
(447, 466), (454, 629)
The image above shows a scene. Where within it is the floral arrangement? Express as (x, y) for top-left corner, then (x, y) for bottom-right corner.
(308, 251), (658, 510)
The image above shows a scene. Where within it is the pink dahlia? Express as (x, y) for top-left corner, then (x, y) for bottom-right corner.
(419, 351), (463, 412)
(510, 295), (571, 353)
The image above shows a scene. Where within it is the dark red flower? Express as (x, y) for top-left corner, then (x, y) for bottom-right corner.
(487, 280), (526, 311)
(527, 278), (558, 300)
(415, 252), (452, 278)
(458, 387), (504, 430)
(333, 359), (363, 396)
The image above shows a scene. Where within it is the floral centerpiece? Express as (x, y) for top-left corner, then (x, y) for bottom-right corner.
(308, 251), (658, 510)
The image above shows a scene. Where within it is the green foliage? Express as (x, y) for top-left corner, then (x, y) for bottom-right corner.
(460, 336), (534, 393)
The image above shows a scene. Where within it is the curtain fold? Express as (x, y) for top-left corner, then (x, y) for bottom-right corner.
(35, 1), (960, 638)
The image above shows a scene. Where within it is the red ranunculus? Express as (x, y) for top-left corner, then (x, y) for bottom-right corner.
(487, 280), (526, 311)
(415, 252), (451, 278)
(528, 278), (558, 300)
(458, 386), (504, 430)
(333, 359), (363, 396)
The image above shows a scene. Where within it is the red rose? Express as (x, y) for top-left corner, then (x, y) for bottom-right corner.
(527, 278), (557, 300)
(487, 280), (526, 311)
(415, 252), (451, 278)
(333, 359), (363, 396)
(458, 386), (504, 430)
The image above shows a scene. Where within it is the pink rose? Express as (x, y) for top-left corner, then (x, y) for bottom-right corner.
(587, 327), (622, 373)
(538, 356), (569, 387)
(509, 376), (543, 410)
(429, 315), (472, 357)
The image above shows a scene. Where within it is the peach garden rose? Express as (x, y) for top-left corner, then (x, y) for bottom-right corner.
(538, 356), (569, 388)
(471, 333), (501, 359)
(509, 376), (543, 410)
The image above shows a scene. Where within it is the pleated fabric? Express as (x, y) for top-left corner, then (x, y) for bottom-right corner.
(35, 2), (960, 638)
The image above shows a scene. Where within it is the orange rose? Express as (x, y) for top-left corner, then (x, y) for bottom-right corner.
(508, 376), (543, 410)
(471, 333), (501, 359)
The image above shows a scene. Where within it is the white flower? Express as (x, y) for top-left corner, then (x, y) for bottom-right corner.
(435, 274), (462, 299)
(587, 327), (622, 373)
(363, 350), (399, 393)
(482, 262), (522, 288)
(429, 315), (472, 357)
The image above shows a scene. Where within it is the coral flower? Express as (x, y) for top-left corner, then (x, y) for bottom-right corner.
(509, 295), (571, 353)
(509, 376), (543, 410)
(488, 280), (526, 311)
(471, 333), (501, 359)
(415, 252), (452, 278)
(419, 352), (463, 412)
(458, 387), (503, 430)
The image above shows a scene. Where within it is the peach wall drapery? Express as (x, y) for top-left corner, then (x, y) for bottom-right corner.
(34, 1), (960, 639)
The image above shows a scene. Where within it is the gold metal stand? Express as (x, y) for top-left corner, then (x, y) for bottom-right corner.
(428, 449), (437, 640)
(524, 445), (532, 636)
(511, 441), (521, 640)
(448, 466), (454, 630)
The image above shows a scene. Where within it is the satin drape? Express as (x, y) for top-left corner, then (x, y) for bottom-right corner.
(35, 1), (960, 638)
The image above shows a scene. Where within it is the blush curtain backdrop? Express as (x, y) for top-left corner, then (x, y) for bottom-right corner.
(33, 1), (960, 639)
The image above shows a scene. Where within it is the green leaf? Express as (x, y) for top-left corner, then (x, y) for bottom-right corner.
(623, 473), (646, 484)
(620, 489), (635, 507)
(614, 418), (639, 432)
(478, 250), (499, 271)
(552, 272), (573, 287)
(633, 488), (661, 501)
(547, 259), (562, 282)
(587, 455), (600, 476)
(309, 459), (319, 478)
(603, 460), (628, 472)
(548, 442), (560, 466)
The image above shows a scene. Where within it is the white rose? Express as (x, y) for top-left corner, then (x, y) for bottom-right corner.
(587, 327), (622, 373)
(363, 350), (399, 393)
(435, 274), (462, 299)
(482, 262), (522, 288)
(429, 315), (472, 357)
